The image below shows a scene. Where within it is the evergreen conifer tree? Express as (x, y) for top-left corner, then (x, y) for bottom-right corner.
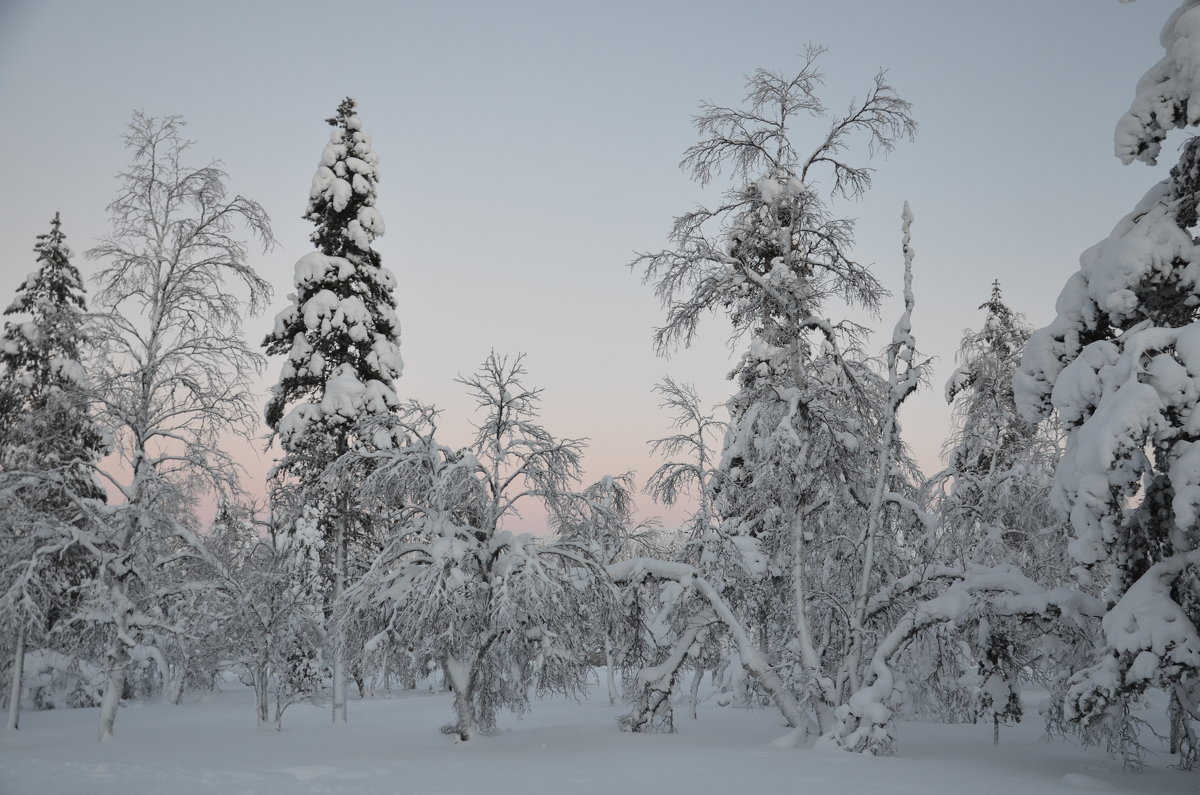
(0, 213), (106, 731)
(941, 282), (1060, 570)
(0, 213), (106, 500)
(263, 97), (402, 723)
(264, 97), (401, 446)
(898, 283), (1066, 738)
(1017, 0), (1200, 766)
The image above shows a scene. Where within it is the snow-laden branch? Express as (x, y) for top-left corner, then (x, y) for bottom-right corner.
(609, 557), (807, 731)
(829, 564), (1103, 754)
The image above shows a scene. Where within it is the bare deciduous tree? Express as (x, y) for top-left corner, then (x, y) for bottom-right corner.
(341, 353), (615, 741)
(83, 112), (272, 740)
(635, 50), (918, 740)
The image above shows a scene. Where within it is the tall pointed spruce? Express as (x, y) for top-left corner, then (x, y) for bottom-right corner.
(263, 97), (402, 724)
(0, 214), (106, 731)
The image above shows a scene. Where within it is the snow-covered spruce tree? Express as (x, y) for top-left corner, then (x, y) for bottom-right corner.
(83, 113), (272, 740)
(970, 615), (1022, 746)
(340, 353), (614, 741)
(636, 48), (917, 737)
(899, 284), (1069, 731)
(814, 211), (1094, 755)
(263, 97), (400, 724)
(0, 214), (106, 507)
(0, 214), (106, 730)
(1016, 1), (1200, 767)
(940, 282), (1063, 571)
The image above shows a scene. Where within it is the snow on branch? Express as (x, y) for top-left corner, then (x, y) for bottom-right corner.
(829, 564), (1103, 754)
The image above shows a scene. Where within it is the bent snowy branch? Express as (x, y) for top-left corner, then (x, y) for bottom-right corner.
(609, 557), (807, 731)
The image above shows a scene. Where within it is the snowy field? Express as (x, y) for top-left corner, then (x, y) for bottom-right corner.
(1, 677), (1194, 795)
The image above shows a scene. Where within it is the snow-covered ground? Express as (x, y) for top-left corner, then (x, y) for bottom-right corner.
(1, 678), (1193, 795)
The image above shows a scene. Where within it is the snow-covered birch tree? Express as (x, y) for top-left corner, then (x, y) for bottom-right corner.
(823, 205), (934, 753)
(616, 380), (731, 724)
(645, 378), (725, 567)
(263, 97), (401, 724)
(636, 48), (917, 736)
(168, 496), (324, 730)
(341, 353), (613, 741)
(83, 112), (273, 740)
(1016, 0), (1200, 767)
(555, 472), (660, 706)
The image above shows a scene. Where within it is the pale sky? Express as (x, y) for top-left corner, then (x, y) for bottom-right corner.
(0, 0), (1179, 529)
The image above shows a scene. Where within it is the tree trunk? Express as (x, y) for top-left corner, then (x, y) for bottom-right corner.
(605, 640), (618, 706)
(757, 601), (770, 668)
(993, 714), (1000, 746)
(452, 683), (474, 741)
(101, 467), (146, 742)
(400, 663), (416, 691)
(6, 624), (26, 731)
(331, 499), (347, 724)
(168, 663), (187, 705)
(1168, 683), (1199, 765)
(443, 654), (475, 741)
(378, 657), (392, 695)
(98, 639), (130, 741)
(621, 622), (703, 733)
(789, 507), (835, 733)
(688, 666), (703, 720)
(254, 663), (269, 726)
(353, 668), (367, 699)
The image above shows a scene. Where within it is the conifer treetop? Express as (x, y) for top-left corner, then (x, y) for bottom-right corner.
(5, 213), (87, 317)
(1, 213), (91, 391)
(945, 281), (1029, 405)
(307, 96), (384, 260)
(264, 98), (402, 451)
(0, 212), (107, 502)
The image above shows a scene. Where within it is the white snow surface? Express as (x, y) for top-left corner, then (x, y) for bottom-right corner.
(1, 680), (1192, 795)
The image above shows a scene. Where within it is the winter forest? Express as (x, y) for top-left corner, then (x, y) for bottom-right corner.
(2, 1), (1200, 794)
